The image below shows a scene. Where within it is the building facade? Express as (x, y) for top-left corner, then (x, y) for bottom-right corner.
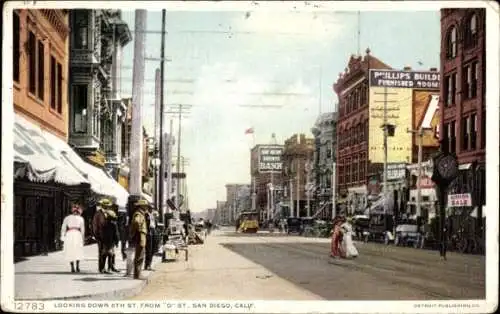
(311, 112), (338, 219)
(333, 49), (392, 214)
(250, 144), (284, 221)
(282, 134), (315, 218)
(439, 8), (486, 228)
(68, 9), (131, 177)
(225, 183), (251, 223)
(12, 9), (92, 257)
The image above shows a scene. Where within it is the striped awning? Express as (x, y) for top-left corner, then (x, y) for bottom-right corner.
(13, 115), (89, 186)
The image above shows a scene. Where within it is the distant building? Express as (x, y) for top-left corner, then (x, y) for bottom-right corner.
(311, 112), (338, 219)
(225, 183), (251, 223)
(250, 144), (284, 221)
(282, 134), (315, 218)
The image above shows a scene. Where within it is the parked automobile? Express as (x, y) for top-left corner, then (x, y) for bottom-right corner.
(351, 215), (370, 240)
(394, 223), (421, 248)
(287, 217), (302, 235)
(363, 213), (395, 245)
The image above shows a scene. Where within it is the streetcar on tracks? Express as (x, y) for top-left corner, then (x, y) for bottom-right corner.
(237, 211), (259, 233)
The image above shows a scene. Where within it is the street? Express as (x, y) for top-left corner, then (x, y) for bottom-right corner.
(130, 228), (485, 300)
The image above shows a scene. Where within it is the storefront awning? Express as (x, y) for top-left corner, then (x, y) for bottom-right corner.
(57, 145), (129, 208)
(13, 115), (89, 186)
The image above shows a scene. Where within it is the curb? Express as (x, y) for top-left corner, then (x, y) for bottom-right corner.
(16, 275), (154, 301)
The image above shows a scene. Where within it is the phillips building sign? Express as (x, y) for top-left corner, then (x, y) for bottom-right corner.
(370, 69), (440, 89)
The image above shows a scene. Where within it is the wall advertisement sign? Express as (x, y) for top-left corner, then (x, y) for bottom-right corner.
(368, 69), (441, 164)
(447, 193), (472, 207)
(258, 145), (284, 173)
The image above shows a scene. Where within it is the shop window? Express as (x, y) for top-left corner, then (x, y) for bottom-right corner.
(73, 84), (88, 133)
(444, 73), (456, 106)
(446, 26), (457, 59)
(465, 13), (478, 48)
(471, 113), (477, 150)
(13, 11), (20, 83)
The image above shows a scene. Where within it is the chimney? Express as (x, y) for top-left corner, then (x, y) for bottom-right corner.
(403, 66), (412, 71)
(430, 67), (438, 72)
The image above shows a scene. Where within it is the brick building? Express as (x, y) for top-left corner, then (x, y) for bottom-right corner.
(282, 134), (315, 218)
(440, 9), (486, 222)
(333, 49), (392, 213)
(250, 144), (284, 221)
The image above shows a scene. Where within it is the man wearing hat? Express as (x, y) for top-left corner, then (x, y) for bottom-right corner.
(92, 198), (118, 273)
(129, 199), (149, 279)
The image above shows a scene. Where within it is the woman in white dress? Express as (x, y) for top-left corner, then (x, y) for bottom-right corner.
(60, 203), (85, 272)
(340, 218), (359, 259)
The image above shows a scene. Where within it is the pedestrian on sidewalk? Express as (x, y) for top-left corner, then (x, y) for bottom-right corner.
(92, 198), (118, 273)
(330, 216), (345, 259)
(339, 217), (358, 259)
(102, 203), (121, 273)
(144, 205), (157, 271)
(129, 199), (149, 279)
(60, 203), (85, 273)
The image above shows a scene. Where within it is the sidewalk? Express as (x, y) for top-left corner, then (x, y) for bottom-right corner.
(15, 243), (160, 301)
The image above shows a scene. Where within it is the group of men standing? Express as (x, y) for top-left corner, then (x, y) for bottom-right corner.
(89, 197), (158, 279)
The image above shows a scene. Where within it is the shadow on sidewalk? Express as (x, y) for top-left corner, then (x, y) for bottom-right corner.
(74, 277), (129, 282)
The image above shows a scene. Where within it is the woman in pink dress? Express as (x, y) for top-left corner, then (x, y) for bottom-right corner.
(330, 216), (346, 258)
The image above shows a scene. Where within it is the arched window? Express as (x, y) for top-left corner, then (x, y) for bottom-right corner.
(446, 26), (457, 59)
(465, 14), (478, 48)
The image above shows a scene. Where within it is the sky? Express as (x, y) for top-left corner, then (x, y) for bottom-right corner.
(118, 9), (441, 212)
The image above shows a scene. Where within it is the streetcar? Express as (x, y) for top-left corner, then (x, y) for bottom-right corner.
(237, 211), (259, 233)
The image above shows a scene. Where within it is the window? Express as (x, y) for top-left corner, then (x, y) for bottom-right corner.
(346, 159), (351, 184)
(450, 120), (456, 154)
(50, 58), (64, 114)
(37, 41), (45, 100)
(353, 157), (358, 182)
(465, 14), (478, 48)
(445, 73), (456, 106)
(446, 26), (457, 59)
(443, 122), (449, 150)
(461, 117), (469, 151)
(50, 57), (56, 110)
(74, 10), (89, 49)
(480, 109), (485, 149)
(73, 84), (88, 133)
(471, 113), (477, 150)
(13, 12), (20, 82)
(361, 83), (367, 106)
(28, 31), (36, 94)
(57, 63), (62, 113)
(463, 62), (478, 99)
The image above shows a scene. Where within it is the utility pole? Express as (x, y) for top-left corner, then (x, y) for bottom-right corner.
(126, 9), (147, 277)
(296, 161), (300, 218)
(373, 87), (398, 233)
(332, 161), (337, 219)
(306, 160), (311, 217)
(158, 9), (166, 222)
(128, 9), (147, 199)
(290, 179), (294, 218)
(166, 104), (192, 217)
(408, 127), (425, 218)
